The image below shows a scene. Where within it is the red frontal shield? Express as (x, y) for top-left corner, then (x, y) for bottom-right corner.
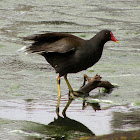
(110, 32), (119, 43)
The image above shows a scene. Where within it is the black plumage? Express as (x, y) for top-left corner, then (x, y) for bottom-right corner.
(24, 30), (118, 76)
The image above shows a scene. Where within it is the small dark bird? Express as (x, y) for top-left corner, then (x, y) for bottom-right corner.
(20, 30), (118, 116)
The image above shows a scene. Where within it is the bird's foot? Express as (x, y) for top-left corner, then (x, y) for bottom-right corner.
(62, 110), (67, 118)
(56, 107), (60, 117)
(62, 97), (74, 118)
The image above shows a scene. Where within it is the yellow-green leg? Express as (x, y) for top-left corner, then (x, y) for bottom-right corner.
(62, 75), (74, 117)
(64, 75), (73, 92)
(62, 97), (73, 117)
(56, 76), (61, 117)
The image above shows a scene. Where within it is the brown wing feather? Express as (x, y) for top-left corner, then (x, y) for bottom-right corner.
(24, 32), (85, 53)
(24, 32), (78, 42)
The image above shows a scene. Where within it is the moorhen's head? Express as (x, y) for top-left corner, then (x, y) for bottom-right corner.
(97, 30), (119, 43)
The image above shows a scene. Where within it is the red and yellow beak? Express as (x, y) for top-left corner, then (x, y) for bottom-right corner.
(110, 32), (119, 43)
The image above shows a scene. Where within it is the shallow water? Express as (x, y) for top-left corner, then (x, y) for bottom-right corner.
(0, 0), (140, 139)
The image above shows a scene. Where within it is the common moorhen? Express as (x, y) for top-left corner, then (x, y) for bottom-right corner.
(20, 30), (118, 116)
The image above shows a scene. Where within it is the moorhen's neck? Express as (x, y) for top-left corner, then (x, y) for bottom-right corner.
(86, 33), (109, 61)
(89, 31), (111, 49)
(89, 35), (107, 48)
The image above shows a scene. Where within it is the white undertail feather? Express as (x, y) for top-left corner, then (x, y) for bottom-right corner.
(17, 46), (29, 54)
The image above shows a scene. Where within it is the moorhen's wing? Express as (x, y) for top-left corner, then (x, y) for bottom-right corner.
(24, 32), (74, 41)
(24, 33), (85, 54)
